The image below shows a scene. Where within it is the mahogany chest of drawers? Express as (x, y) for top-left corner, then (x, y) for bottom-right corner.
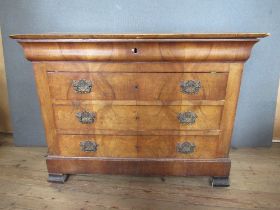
(11, 33), (268, 186)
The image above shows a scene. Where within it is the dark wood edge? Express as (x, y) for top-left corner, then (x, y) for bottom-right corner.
(11, 39), (262, 43)
(46, 156), (231, 177)
(52, 100), (225, 106)
(10, 33), (269, 40)
(55, 129), (222, 136)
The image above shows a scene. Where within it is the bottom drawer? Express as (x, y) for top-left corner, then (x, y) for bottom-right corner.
(56, 135), (219, 159)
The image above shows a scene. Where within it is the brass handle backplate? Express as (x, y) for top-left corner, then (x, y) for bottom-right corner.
(176, 141), (196, 154)
(80, 141), (98, 152)
(180, 80), (201, 94)
(76, 111), (96, 124)
(72, 79), (93, 94)
(177, 111), (197, 124)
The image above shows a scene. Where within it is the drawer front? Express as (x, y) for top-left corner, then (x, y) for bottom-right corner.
(54, 105), (223, 131)
(56, 135), (218, 158)
(48, 72), (228, 101)
(20, 41), (254, 62)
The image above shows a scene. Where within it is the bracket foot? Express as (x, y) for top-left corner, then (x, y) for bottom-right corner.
(210, 176), (230, 187)
(48, 173), (69, 183)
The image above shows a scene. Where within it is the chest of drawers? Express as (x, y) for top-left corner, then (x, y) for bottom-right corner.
(11, 33), (268, 186)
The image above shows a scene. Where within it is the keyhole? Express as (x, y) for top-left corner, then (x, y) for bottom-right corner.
(131, 48), (138, 54)
(134, 84), (139, 90)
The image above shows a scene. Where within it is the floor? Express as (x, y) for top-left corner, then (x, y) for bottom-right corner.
(0, 134), (279, 210)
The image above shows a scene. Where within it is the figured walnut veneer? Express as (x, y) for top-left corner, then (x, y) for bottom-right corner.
(11, 33), (268, 185)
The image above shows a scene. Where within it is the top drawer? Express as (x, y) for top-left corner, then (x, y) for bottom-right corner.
(48, 72), (228, 101)
(19, 41), (255, 62)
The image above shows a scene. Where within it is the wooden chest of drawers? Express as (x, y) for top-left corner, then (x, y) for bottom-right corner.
(11, 33), (268, 186)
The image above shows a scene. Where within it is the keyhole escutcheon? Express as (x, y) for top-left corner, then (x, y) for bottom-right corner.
(131, 48), (138, 54)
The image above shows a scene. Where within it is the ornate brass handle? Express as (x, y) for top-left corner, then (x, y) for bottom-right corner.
(176, 142), (196, 154)
(177, 111), (197, 124)
(76, 111), (96, 124)
(180, 80), (201, 94)
(80, 141), (98, 152)
(72, 79), (93, 94)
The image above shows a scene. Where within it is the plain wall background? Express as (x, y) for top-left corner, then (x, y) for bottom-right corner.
(0, 0), (279, 147)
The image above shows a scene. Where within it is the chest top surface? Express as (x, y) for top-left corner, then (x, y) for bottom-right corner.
(10, 33), (269, 40)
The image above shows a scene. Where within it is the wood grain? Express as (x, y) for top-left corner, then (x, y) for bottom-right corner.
(48, 72), (228, 101)
(217, 63), (244, 157)
(54, 105), (223, 131)
(56, 135), (219, 158)
(0, 28), (12, 133)
(45, 62), (232, 73)
(33, 63), (58, 154)
(18, 41), (257, 62)
(47, 156), (230, 177)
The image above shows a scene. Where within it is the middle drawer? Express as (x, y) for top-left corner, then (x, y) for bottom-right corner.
(48, 72), (228, 101)
(54, 105), (223, 131)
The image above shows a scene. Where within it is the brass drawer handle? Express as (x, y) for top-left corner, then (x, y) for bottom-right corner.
(176, 142), (195, 154)
(76, 111), (96, 124)
(72, 79), (93, 94)
(80, 141), (98, 152)
(180, 80), (201, 94)
(177, 111), (197, 124)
